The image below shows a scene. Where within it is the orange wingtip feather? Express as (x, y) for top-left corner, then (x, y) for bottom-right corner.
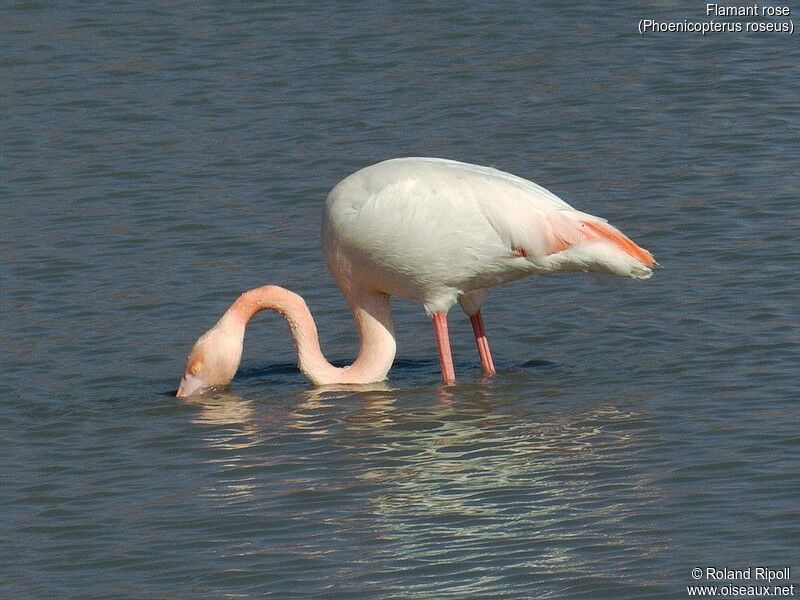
(581, 220), (655, 267)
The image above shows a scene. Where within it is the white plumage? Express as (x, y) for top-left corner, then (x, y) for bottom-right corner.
(323, 157), (653, 315)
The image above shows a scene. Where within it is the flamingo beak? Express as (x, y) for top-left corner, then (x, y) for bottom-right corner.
(176, 374), (204, 398)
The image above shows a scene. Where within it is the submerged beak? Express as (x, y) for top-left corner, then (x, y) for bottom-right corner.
(176, 374), (204, 398)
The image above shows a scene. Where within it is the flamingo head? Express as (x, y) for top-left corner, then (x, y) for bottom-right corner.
(176, 323), (244, 398)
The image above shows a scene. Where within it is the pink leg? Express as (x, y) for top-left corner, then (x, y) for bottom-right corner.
(432, 312), (456, 385)
(469, 311), (496, 376)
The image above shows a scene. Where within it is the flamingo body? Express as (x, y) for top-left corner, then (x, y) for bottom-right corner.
(177, 157), (654, 396)
(323, 157), (652, 315)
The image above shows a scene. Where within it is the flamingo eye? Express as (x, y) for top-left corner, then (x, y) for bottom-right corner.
(190, 362), (203, 375)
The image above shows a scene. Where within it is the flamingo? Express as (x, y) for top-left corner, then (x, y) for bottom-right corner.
(176, 157), (655, 397)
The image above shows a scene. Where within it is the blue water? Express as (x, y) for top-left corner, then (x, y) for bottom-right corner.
(2, 2), (798, 598)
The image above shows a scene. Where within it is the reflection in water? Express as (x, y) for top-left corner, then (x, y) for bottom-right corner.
(183, 383), (667, 595)
(181, 392), (265, 506)
(293, 386), (664, 593)
(288, 382), (398, 435)
(182, 392), (257, 429)
(338, 395), (662, 587)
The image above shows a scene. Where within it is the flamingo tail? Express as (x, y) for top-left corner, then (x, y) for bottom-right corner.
(579, 220), (656, 268)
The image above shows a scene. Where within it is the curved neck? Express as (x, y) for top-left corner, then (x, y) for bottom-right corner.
(219, 285), (396, 385)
